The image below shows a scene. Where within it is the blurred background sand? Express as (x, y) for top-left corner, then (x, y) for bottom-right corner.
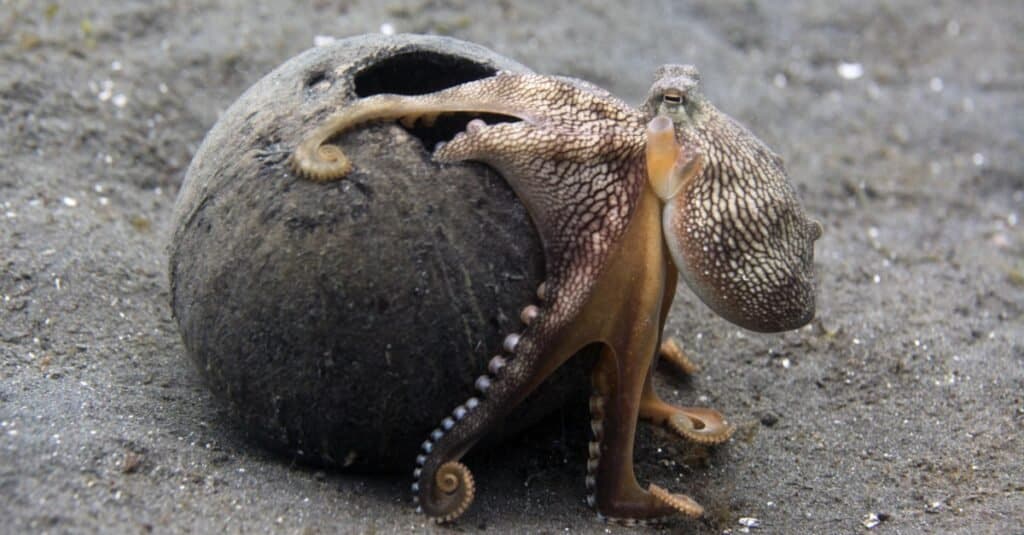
(1, 1), (1021, 532)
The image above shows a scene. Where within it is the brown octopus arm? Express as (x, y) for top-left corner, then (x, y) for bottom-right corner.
(289, 72), (638, 182)
(412, 150), (709, 522)
(658, 337), (701, 375)
(418, 116), (724, 522)
(412, 117), (655, 521)
(422, 114), (732, 522)
(579, 182), (707, 522)
(637, 276), (736, 446)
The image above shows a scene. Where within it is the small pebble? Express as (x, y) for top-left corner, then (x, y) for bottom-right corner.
(837, 62), (863, 80)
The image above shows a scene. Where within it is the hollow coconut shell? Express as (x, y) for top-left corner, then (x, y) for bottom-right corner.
(169, 34), (590, 471)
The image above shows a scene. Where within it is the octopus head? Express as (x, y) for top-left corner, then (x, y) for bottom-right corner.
(644, 65), (822, 333)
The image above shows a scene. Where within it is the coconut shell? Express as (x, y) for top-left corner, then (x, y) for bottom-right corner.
(169, 34), (591, 471)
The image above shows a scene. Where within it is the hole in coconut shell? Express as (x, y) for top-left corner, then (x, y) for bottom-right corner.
(353, 51), (520, 151)
(354, 51), (497, 97)
(305, 70), (328, 88)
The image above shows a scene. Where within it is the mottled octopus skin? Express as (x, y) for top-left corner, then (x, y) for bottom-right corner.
(290, 64), (821, 524)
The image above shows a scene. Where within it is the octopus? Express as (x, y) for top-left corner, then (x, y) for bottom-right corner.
(290, 64), (822, 524)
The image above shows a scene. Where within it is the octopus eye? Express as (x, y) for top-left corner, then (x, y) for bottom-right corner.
(662, 90), (686, 106)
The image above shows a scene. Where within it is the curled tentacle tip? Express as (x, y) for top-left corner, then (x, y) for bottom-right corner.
(667, 411), (735, 445)
(649, 484), (704, 519)
(290, 144), (352, 182)
(424, 461), (476, 524)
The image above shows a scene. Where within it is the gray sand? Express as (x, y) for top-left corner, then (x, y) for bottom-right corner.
(2, 1), (1021, 533)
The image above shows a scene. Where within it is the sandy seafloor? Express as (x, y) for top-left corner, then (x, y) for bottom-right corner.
(1, 1), (1022, 533)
